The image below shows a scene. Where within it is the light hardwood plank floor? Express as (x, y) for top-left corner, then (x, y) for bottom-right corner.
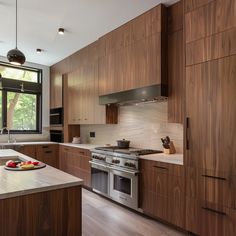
(82, 189), (186, 236)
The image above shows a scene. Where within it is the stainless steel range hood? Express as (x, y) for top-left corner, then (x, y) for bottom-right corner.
(99, 84), (168, 105)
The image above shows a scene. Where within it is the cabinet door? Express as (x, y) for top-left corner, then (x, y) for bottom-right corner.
(186, 198), (236, 236)
(59, 146), (91, 188)
(18, 145), (36, 159)
(140, 160), (185, 227)
(186, 56), (236, 174)
(36, 144), (59, 168)
(67, 71), (77, 124)
(50, 71), (63, 109)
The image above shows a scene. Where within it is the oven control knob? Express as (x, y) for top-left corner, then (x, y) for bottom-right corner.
(112, 159), (120, 164)
(125, 162), (135, 168)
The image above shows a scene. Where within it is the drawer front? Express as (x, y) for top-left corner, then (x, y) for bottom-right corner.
(36, 144), (58, 168)
(60, 145), (90, 157)
(186, 198), (236, 236)
(186, 167), (236, 208)
(140, 159), (184, 177)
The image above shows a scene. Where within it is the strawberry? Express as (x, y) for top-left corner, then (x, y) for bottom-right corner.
(32, 161), (39, 166)
(6, 161), (17, 168)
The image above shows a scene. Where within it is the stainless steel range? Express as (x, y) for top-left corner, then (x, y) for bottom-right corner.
(90, 146), (162, 210)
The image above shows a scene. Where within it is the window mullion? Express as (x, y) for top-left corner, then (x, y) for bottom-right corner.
(2, 90), (7, 128)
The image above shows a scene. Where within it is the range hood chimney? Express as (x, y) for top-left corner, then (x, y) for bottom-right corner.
(99, 84), (168, 105)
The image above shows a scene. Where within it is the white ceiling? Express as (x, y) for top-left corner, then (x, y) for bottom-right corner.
(0, 0), (179, 66)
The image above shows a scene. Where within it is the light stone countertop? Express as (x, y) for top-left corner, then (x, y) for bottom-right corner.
(0, 141), (57, 146)
(0, 149), (83, 200)
(59, 143), (100, 150)
(139, 153), (183, 165)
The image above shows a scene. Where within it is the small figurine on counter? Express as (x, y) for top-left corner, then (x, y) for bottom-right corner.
(161, 136), (176, 154)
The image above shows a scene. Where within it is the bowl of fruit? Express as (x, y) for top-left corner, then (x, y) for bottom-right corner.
(5, 160), (46, 171)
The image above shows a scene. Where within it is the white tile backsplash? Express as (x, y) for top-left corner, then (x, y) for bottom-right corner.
(80, 101), (183, 153)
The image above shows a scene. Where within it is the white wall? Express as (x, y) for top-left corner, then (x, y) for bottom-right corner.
(80, 102), (184, 153)
(0, 56), (50, 142)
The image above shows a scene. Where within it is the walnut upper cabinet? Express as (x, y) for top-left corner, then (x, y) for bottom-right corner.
(67, 63), (106, 125)
(98, 4), (168, 96)
(50, 70), (63, 109)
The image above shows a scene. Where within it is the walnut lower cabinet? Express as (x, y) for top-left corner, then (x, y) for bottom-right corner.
(140, 159), (185, 228)
(18, 144), (59, 168)
(59, 145), (91, 188)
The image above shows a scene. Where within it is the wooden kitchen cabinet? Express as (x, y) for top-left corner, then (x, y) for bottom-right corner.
(184, 0), (236, 234)
(18, 145), (37, 159)
(186, 56), (236, 174)
(59, 145), (91, 188)
(98, 4), (167, 96)
(18, 144), (59, 168)
(36, 144), (59, 168)
(167, 1), (184, 123)
(140, 159), (185, 228)
(50, 70), (63, 109)
(67, 64), (106, 125)
(186, 198), (236, 236)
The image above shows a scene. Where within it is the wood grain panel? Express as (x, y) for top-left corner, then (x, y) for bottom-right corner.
(186, 28), (236, 65)
(98, 4), (167, 96)
(50, 70), (63, 109)
(185, 167), (236, 208)
(168, 30), (184, 123)
(0, 186), (82, 236)
(59, 146), (91, 188)
(168, 0), (183, 33)
(186, 55), (236, 174)
(186, 198), (236, 236)
(185, 0), (236, 43)
(19, 145), (37, 158)
(185, 0), (216, 13)
(36, 144), (59, 168)
(140, 159), (185, 227)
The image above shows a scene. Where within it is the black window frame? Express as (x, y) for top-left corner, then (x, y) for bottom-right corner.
(0, 62), (42, 134)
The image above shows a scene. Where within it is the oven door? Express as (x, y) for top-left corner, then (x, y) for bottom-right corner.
(110, 166), (138, 209)
(90, 161), (110, 197)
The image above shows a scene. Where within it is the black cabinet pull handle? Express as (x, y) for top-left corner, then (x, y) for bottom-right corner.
(186, 117), (190, 150)
(45, 151), (52, 154)
(42, 145), (49, 148)
(202, 207), (226, 216)
(202, 174), (227, 181)
(153, 166), (168, 170)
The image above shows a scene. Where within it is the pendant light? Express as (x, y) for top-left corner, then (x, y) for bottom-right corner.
(7, 0), (26, 66)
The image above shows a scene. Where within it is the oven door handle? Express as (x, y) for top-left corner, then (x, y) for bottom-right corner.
(89, 161), (110, 169)
(109, 166), (139, 175)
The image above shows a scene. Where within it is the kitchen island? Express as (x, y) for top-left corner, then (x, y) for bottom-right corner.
(0, 149), (83, 236)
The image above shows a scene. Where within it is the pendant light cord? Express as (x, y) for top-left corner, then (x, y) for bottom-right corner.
(16, 0), (18, 48)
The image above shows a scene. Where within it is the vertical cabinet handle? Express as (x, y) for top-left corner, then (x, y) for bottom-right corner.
(186, 117), (190, 150)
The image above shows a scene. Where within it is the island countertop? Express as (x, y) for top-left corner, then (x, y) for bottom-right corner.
(0, 149), (83, 200)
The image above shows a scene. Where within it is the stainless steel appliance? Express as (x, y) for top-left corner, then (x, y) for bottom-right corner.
(90, 146), (162, 210)
(50, 129), (63, 142)
(50, 107), (63, 126)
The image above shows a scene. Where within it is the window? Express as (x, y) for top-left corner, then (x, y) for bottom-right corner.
(0, 62), (42, 133)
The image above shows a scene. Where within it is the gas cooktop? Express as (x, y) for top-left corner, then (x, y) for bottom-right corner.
(95, 146), (162, 156)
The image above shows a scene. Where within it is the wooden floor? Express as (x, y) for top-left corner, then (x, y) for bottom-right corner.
(82, 189), (186, 236)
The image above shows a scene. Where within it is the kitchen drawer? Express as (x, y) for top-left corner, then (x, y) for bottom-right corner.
(186, 198), (236, 236)
(60, 145), (90, 157)
(140, 159), (184, 177)
(186, 167), (236, 208)
(36, 144), (58, 168)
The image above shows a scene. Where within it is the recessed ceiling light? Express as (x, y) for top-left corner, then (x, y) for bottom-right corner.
(36, 48), (42, 54)
(58, 28), (65, 35)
